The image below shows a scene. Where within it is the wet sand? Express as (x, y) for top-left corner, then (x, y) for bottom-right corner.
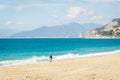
(0, 53), (120, 80)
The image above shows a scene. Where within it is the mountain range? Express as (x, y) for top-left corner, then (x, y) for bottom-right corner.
(0, 29), (20, 38)
(11, 22), (101, 38)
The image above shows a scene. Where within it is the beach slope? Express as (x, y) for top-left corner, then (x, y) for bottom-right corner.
(0, 54), (120, 80)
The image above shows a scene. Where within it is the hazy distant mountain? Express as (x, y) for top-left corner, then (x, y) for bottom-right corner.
(79, 18), (120, 38)
(0, 29), (20, 38)
(11, 22), (101, 38)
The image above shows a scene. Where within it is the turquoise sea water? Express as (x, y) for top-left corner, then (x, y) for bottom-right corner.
(0, 38), (120, 66)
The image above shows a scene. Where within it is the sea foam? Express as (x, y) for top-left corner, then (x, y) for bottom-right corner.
(0, 50), (120, 66)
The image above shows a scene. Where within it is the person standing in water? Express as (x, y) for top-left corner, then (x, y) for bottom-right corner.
(49, 54), (53, 62)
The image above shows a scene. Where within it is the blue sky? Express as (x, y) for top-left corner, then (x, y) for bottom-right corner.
(0, 0), (120, 31)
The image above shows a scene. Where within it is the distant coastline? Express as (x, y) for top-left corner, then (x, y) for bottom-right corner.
(79, 18), (120, 38)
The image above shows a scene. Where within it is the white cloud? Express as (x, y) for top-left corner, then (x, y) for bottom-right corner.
(90, 16), (104, 20)
(5, 21), (24, 26)
(52, 15), (59, 18)
(6, 21), (13, 26)
(16, 6), (24, 11)
(0, 5), (7, 10)
(16, 21), (24, 25)
(67, 7), (81, 18)
(66, 6), (104, 21)
(16, 3), (65, 11)
(87, 0), (120, 3)
(67, 7), (94, 19)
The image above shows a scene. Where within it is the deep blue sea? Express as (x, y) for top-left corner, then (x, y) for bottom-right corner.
(0, 38), (120, 66)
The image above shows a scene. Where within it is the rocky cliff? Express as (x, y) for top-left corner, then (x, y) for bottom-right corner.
(79, 18), (120, 38)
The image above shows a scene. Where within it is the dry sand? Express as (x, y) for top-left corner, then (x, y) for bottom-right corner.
(0, 54), (120, 80)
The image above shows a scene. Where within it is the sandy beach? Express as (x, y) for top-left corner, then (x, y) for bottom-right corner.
(0, 53), (120, 80)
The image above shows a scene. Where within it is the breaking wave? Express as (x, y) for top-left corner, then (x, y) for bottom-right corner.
(0, 50), (120, 66)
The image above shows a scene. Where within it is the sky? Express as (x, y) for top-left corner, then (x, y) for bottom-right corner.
(0, 0), (120, 31)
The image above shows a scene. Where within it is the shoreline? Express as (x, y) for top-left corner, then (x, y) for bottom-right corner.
(0, 53), (120, 80)
(0, 49), (120, 67)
